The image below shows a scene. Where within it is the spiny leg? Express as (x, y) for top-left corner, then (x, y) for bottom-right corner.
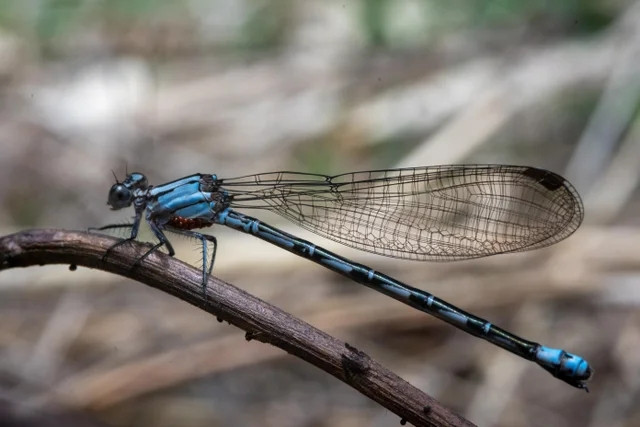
(167, 227), (218, 296)
(89, 223), (137, 261)
(92, 206), (144, 262)
(131, 220), (175, 270)
(89, 223), (135, 233)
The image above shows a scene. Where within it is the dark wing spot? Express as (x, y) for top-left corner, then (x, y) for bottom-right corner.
(521, 167), (565, 191)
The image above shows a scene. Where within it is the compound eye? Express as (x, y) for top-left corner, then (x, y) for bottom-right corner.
(107, 184), (132, 209)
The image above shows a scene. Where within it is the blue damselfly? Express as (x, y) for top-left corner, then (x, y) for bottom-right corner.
(98, 164), (592, 390)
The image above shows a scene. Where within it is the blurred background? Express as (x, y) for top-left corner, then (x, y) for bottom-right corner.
(0, 1), (639, 426)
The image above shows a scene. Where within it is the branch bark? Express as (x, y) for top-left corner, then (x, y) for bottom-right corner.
(0, 229), (474, 427)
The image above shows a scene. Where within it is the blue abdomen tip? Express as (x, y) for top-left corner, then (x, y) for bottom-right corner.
(536, 346), (592, 388)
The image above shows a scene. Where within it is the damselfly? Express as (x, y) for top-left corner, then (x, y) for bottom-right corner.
(98, 165), (592, 390)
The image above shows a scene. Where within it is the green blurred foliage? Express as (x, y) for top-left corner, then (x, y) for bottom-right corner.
(472, 0), (615, 32)
(0, 0), (620, 55)
(361, 0), (616, 47)
(238, 0), (289, 50)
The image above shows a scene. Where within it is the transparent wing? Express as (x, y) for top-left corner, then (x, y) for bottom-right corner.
(220, 165), (583, 260)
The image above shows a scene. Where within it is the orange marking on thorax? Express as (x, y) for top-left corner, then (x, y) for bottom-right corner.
(168, 216), (214, 230)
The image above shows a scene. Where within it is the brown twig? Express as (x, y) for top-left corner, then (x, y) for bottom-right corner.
(0, 229), (474, 427)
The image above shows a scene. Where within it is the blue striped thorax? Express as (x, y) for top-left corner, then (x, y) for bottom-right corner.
(108, 173), (230, 230)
